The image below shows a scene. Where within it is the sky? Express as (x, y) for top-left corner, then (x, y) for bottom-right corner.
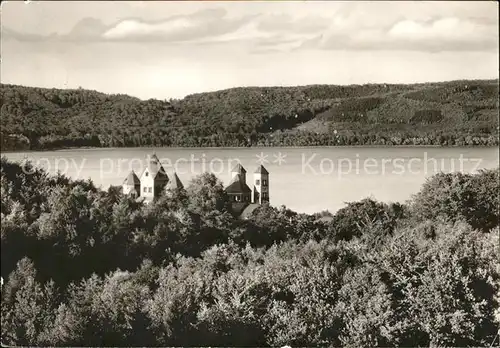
(1, 1), (498, 99)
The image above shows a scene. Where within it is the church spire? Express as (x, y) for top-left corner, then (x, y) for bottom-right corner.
(253, 165), (269, 204)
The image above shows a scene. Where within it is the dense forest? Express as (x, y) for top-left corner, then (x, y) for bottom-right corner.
(1, 157), (499, 346)
(1, 80), (498, 151)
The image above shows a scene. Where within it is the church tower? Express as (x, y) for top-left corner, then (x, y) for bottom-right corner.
(231, 163), (246, 183)
(253, 165), (269, 204)
(140, 153), (169, 202)
(226, 163), (251, 203)
(122, 170), (141, 197)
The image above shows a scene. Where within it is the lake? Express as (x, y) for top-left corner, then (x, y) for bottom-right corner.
(2, 146), (499, 214)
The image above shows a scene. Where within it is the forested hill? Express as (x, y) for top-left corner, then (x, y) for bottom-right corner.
(1, 79), (498, 150)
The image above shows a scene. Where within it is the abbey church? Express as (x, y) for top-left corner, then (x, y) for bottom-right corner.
(122, 154), (269, 217)
(122, 154), (183, 200)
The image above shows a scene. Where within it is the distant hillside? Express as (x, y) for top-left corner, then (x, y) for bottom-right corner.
(0, 80), (498, 150)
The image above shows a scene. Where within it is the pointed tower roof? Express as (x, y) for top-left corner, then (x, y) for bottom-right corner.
(226, 174), (252, 194)
(231, 163), (247, 174)
(123, 170), (140, 185)
(254, 165), (269, 174)
(146, 153), (168, 180)
(166, 172), (184, 190)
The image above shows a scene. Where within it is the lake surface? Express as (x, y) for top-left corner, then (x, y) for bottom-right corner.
(2, 147), (499, 214)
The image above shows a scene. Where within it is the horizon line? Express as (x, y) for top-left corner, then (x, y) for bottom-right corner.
(1, 77), (499, 101)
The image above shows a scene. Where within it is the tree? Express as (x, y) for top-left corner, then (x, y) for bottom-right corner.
(336, 263), (396, 346)
(244, 203), (295, 247)
(186, 173), (228, 214)
(372, 221), (499, 346)
(411, 169), (499, 232)
(1, 258), (59, 346)
(328, 198), (404, 242)
(146, 258), (211, 346)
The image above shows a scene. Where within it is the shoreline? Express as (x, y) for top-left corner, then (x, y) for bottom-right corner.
(2, 144), (499, 154)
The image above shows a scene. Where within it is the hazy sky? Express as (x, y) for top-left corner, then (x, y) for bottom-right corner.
(1, 1), (498, 99)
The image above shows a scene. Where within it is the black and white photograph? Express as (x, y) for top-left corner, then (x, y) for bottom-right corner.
(0, 0), (499, 346)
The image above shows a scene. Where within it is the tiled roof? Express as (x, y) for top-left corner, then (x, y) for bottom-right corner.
(123, 170), (140, 185)
(239, 203), (261, 219)
(230, 202), (250, 216)
(254, 165), (269, 174)
(225, 174), (252, 193)
(316, 216), (334, 223)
